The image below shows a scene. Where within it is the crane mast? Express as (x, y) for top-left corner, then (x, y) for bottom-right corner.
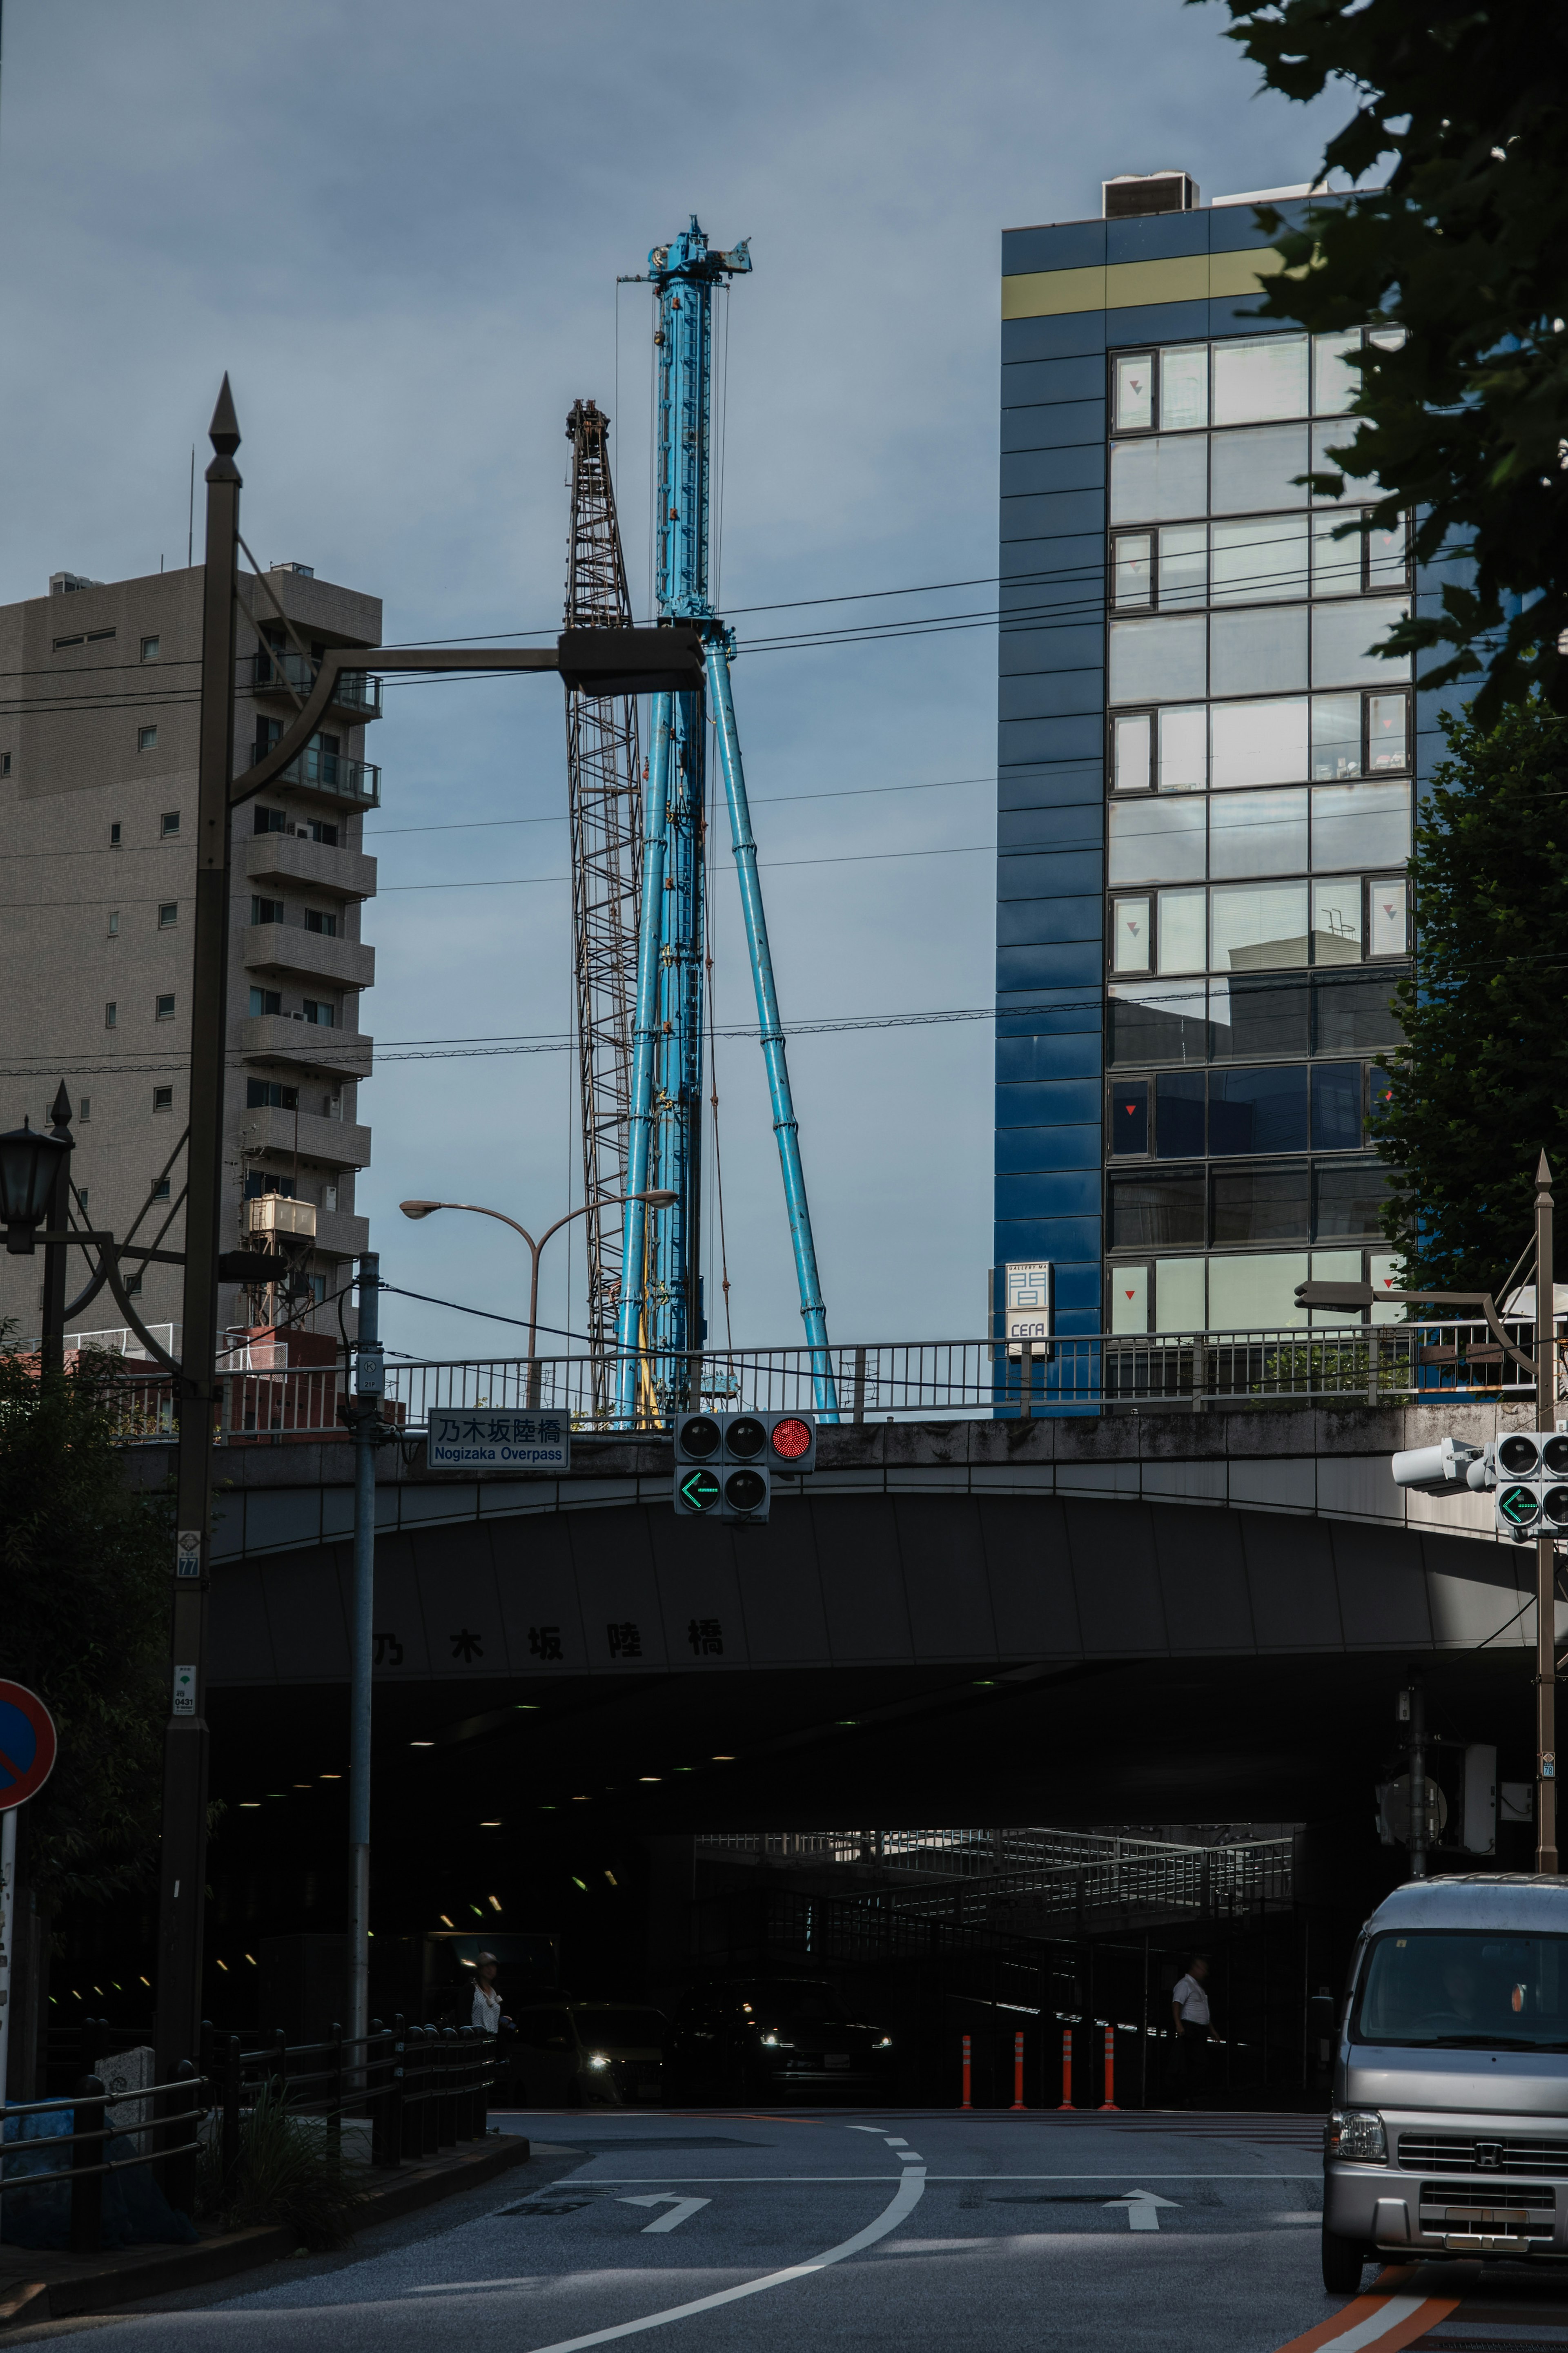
(563, 398), (642, 1416)
(615, 219), (839, 1422)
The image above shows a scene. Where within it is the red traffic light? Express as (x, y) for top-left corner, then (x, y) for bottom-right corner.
(770, 1416), (813, 1463)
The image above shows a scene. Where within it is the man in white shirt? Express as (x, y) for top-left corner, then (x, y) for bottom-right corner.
(1169, 1956), (1218, 2104)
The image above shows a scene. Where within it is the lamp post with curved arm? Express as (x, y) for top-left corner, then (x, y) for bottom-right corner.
(401, 1189), (677, 1407)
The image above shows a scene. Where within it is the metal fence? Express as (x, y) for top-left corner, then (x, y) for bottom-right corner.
(869, 1836), (1296, 1934)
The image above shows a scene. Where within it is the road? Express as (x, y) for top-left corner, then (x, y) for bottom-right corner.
(28, 2107), (1568, 2353)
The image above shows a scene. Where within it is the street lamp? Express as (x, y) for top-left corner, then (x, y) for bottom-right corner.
(0, 1111), (70, 1255)
(400, 1189), (679, 1406)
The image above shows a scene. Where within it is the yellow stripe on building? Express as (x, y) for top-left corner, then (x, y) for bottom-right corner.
(1001, 245), (1289, 323)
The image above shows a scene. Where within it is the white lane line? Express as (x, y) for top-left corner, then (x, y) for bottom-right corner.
(1309, 2296), (1429, 2352)
(506, 2166), (927, 2353)
(618, 2195), (712, 2233)
(883, 2137), (909, 2147)
(848, 2126), (886, 2135)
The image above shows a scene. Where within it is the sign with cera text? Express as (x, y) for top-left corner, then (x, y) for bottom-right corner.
(427, 1410), (570, 1471)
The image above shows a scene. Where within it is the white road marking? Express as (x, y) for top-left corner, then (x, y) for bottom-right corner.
(510, 2165), (928, 2352)
(1311, 2295), (1428, 2352)
(1103, 2189), (1180, 2232)
(618, 2195), (712, 2233)
(884, 2137), (909, 2146)
(848, 2126), (887, 2134)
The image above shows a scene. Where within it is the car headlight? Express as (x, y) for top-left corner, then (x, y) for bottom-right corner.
(588, 2052), (608, 2069)
(762, 2034), (779, 2047)
(875, 2036), (893, 2049)
(1327, 2108), (1386, 2161)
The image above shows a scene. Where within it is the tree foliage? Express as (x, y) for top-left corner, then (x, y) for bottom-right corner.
(0, 1347), (172, 1909)
(1200, 0), (1568, 723)
(1374, 700), (1568, 1289)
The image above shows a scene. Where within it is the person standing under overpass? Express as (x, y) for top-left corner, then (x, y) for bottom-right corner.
(1170, 1955), (1219, 2105)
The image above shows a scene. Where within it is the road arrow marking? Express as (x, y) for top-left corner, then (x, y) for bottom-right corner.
(1104, 2188), (1180, 2232)
(618, 2193), (712, 2233)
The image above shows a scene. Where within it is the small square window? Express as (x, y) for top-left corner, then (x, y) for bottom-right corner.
(125, 1271), (143, 1298)
(151, 1178), (171, 1203)
(107, 910), (120, 937)
(152, 1085), (174, 1111)
(155, 994), (176, 1021)
(104, 1001), (117, 1029)
(249, 987), (282, 1017)
(140, 636), (160, 662)
(250, 895), (285, 926)
(138, 725), (158, 753)
(76, 1187), (88, 1209)
(110, 821), (122, 847)
(158, 902), (178, 928)
(160, 810), (180, 837)
(78, 1097), (90, 1121)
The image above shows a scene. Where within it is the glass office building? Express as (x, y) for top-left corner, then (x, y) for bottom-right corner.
(996, 174), (1425, 1352)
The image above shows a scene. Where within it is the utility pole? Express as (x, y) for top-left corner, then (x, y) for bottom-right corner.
(39, 1084), (72, 1386)
(1537, 1152), (1558, 1874)
(346, 1251), (382, 2049)
(154, 380), (241, 2082)
(1406, 1682), (1427, 1880)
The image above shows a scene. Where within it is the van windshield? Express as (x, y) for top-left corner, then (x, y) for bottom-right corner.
(1354, 1930), (1568, 2050)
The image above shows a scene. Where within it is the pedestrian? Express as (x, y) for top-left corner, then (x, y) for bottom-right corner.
(471, 1950), (507, 2034)
(1169, 1955), (1219, 2105)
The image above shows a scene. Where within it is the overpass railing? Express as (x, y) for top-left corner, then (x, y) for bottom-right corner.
(865, 1835), (1296, 1933)
(78, 1314), (1537, 1442)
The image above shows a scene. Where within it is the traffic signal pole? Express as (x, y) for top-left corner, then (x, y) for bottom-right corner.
(1536, 1153), (1557, 1874)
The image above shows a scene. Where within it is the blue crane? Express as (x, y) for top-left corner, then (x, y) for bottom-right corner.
(615, 218), (837, 1424)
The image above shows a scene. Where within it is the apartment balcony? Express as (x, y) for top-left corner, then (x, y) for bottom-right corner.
(245, 831), (376, 901)
(243, 921), (374, 991)
(313, 1206), (371, 1259)
(239, 1104), (372, 1171)
(240, 1014), (373, 1082)
(248, 649), (383, 720)
(250, 738), (381, 810)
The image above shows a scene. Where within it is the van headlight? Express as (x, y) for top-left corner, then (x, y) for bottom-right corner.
(588, 2053), (608, 2069)
(1327, 2108), (1386, 2161)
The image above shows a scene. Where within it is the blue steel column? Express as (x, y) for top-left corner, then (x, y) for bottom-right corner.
(615, 709), (671, 1421)
(706, 643), (839, 1416)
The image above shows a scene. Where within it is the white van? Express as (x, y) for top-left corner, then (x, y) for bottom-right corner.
(1324, 1875), (1568, 2291)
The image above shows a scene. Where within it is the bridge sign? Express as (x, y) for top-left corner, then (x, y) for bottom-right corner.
(427, 1411), (570, 1471)
(0, 1681), (58, 1812)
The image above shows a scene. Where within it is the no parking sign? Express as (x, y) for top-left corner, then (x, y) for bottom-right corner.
(0, 1680), (57, 1811)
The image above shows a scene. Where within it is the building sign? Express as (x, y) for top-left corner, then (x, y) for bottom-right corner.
(427, 1411), (570, 1470)
(1003, 1260), (1053, 1357)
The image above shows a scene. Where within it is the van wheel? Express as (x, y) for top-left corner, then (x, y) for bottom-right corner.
(1321, 2224), (1368, 2295)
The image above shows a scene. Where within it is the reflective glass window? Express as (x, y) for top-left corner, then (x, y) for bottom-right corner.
(1210, 1066), (1310, 1155)
(1110, 1079), (1149, 1156)
(1368, 692), (1409, 771)
(1159, 522), (1207, 610)
(1311, 419), (1379, 504)
(1211, 879), (1310, 972)
(1109, 1171), (1205, 1250)
(1313, 330), (1362, 417)
(1212, 513), (1309, 604)
(1158, 885), (1207, 974)
(1368, 1064), (1397, 1135)
(1159, 704), (1207, 791)
(1314, 1161), (1391, 1239)
(1160, 345), (1209, 431)
(1368, 875), (1408, 957)
(1156, 1070), (1206, 1158)
(1311, 692), (1363, 780)
(1154, 1256), (1207, 1333)
(1210, 423), (1310, 515)
(1112, 895), (1152, 973)
(1109, 979), (1209, 1065)
(1114, 353), (1154, 433)
(1311, 1062), (1362, 1149)
(1367, 512), (1409, 590)
(1211, 603), (1309, 698)
(1313, 597), (1410, 688)
(1113, 711), (1153, 792)
(1108, 795), (1205, 885)
(1110, 434), (1207, 524)
(1208, 1246), (1310, 1323)
(1311, 876), (1363, 963)
(1211, 696), (1308, 789)
(1113, 532), (1152, 609)
(1314, 972), (1405, 1054)
(1211, 335), (1309, 426)
(1312, 781), (1410, 871)
(1210, 974), (1311, 1061)
(1310, 511), (1363, 598)
(1109, 614), (1205, 705)
(1212, 1164), (1311, 1243)
(1209, 787), (1307, 881)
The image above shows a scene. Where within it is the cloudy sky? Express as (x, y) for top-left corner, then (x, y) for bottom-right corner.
(0, 0), (1343, 1365)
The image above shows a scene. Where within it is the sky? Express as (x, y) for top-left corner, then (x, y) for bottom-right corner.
(0, 0), (1345, 1367)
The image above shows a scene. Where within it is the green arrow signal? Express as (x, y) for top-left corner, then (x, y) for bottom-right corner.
(678, 1468), (722, 1514)
(1500, 1484), (1540, 1526)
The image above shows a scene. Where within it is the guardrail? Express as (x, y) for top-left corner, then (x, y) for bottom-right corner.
(78, 1314), (1544, 1445)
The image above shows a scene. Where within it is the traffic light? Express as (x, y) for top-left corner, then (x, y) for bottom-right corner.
(1488, 1430), (1568, 1541)
(672, 1410), (817, 1520)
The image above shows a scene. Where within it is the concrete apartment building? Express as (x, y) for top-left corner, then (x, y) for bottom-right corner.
(0, 559), (382, 1355)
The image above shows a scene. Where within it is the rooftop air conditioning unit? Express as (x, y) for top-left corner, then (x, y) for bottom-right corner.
(246, 1195), (318, 1242)
(1103, 171), (1198, 219)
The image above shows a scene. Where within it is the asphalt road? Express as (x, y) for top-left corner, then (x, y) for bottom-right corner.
(29, 2108), (1568, 2353)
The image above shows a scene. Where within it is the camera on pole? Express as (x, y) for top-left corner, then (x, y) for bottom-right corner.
(672, 1410), (817, 1521)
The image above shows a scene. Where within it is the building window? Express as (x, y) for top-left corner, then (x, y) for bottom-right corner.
(152, 1086), (173, 1111)
(76, 1188), (88, 1210)
(151, 1178), (171, 1203)
(107, 910), (120, 937)
(250, 896), (285, 926)
(246, 1078), (298, 1111)
(160, 810), (180, 836)
(78, 1097), (90, 1121)
(244, 1171), (296, 1200)
(310, 819), (339, 847)
(303, 907), (337, 937)
(249, 986), (282, 1017)
(158, 901), (178, 928)
(254, 805), (288, 835)
(0, 753), (10, 777)
(303, 998), (335, 1027)
(104, 1001), (117, 1029)
(140, 636), (160, 662)
(155, 994), (175, 1021)
(138, 725), (158, 753)
(125, 1271), (143, 1297)
(110, 821), (122, 847)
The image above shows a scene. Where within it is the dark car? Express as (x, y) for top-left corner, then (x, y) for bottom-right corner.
(671, 1977), (892, 2101)
(510, 2001), (668, 2107)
